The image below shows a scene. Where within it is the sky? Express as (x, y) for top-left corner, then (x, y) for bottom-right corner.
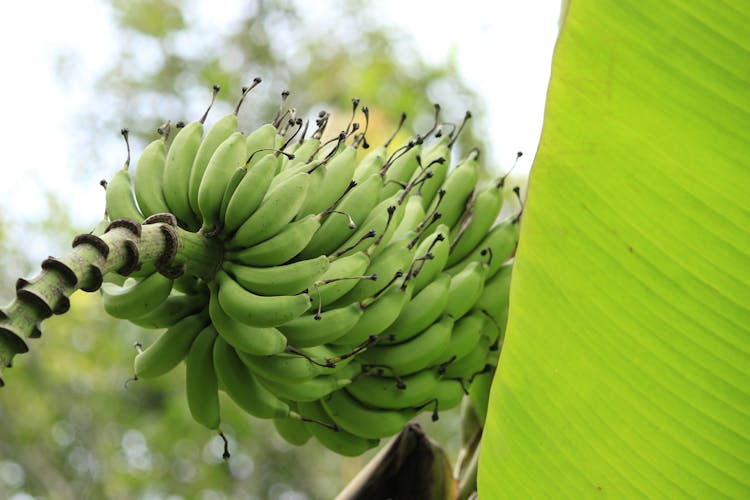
(0, 1), (560, 245)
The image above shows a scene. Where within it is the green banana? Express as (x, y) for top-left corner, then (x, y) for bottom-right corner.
(431, 311), (485, 365)
(129, 291), (208, 329)
(333, 235), (414, 305)
(413, 137), (450, 210)
(185, 325), (221, 429)
(256, 361), (359, 402)
(446, 217), (520, 276)
(268, 152), (318, 190)
(297, 172), (383, 259)
(228, 171), (310, 248)
(273, 129), (286, 150)
(297, 145), (358, 217)
(420, 126), (450, 160)
(215, 270), (310, 328)
(276, 138), (320, 176)
(240, 351), (323, 383)
(172, 273), (203, 294)
(213, 335), (290, 419)
(331, 280), (413, 346)
(133, 311), (209, 378)
(221, 153), (278, 234)
(105, 166), (144, 222)
(410, 224), (451, 294)
(294, 161), (326, 217)
(444, 261), (487, 320)
(385, 272), (451, 343)
(349, 110), (403, 183)
(434, 378), (466, 412)
(351, 144), (387, 183)
(224, 213), (322, 267)
(222, 255), (329, 296)
(101, 273), (174, 320)
(475, 261), (513, 328)
(278, 303), (363, 347)
(309, 251), (370, 311)
(469, 367), (494, 425)
(334, 191), (402, 258)
(480, 310), (504, 347)
(274, 410), (313, 446)
(448, 178), (505, 265)
(278, 134), (299, 164)
(428, 150), (480, 229)
(367, 195), (408, 259)
(360, 314), (453, 376)
(197, 132), (247, 234)
(106, 130), (144, 222)
(391, 194), (426, 242)
(133, 128), (171, 217)
(244, 123), (278, 169)
(297, 400), (379, 456)
(163, 120), (204, 229)
(259, 374), (346, 403)
(309, 252), (370, 309)
(380, 138), (421, 200)
(238, 344), (348, 382)
(208, 287), (287, 355)
(188, 98), (243, 219)
(320, 390), (416, 439)
(216, 166), (249, 230)
(442, 335), (490, 380)
(485, 347), (500, 368)
(346, 368), (441, 410)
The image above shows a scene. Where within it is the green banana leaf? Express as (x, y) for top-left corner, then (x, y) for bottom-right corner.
(479, 0), (750, 497)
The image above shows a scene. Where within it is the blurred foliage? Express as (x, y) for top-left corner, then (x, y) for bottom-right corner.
(1, 0), (478, 498)
(0, 195), (80, 305)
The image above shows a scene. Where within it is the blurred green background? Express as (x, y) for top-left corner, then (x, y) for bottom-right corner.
(0, 1), (494, 498)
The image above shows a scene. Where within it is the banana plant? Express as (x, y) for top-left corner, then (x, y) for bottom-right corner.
(479, 0), (749, 497)
(0, 0), (747, 497)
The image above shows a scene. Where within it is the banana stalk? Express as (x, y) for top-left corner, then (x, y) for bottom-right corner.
(0, 215), (221, 385)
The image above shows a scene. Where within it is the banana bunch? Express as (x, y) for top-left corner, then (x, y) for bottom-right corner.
(100, 83), (521, 457)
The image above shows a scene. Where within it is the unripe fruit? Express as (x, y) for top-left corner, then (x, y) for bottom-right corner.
(4, 85), (522, 458)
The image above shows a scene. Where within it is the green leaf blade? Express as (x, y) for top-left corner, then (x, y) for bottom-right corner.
(479, 0), (750, 497)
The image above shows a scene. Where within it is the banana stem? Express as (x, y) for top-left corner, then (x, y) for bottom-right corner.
(455, 399), (483, 500)
(0, 216), (221, 385)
